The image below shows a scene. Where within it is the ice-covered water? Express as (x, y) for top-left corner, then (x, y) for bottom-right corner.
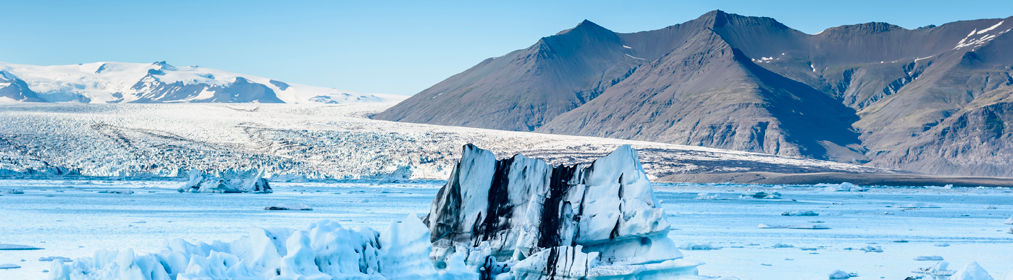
(1, 180), (1011, 280)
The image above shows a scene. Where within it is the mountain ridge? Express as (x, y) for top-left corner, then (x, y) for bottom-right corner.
(0, 61), (405, 104)
(375, 11), (1013, 176)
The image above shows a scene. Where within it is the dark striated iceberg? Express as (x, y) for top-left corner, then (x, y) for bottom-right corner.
(425, 144), (699, 279)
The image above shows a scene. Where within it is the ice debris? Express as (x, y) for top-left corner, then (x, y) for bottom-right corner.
(914, 255), (944, 261)
(951, 262), (995, 280)
(818, 182), (867, 192)
(1004, 216), (1012, 225)
(179, 170), (272, 193)
(898, 202), (939, 208)
(39, 256), (73, 262)
(424, 144), (701, 279)
(758, 224), (829, 229)
(0, 264), (20, 269)
(679, 243), (721, 250)
(742, 191), (781, 199)
(0, 243), (43, 250)
(264, 204), (313, 211)
(914, 261), (956, 277)
(48, 214), (443, 280)
(829, 270), (858, 279)
(781, 211), (819, 216)
(859, 245), (883, 253)
(695, 193), (719, 200)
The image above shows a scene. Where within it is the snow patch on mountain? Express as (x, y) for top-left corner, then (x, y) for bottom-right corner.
(0, 61), (404, 104)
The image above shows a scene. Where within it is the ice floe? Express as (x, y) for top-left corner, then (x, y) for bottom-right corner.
(179, 170), (272, 193)
(914, 256), (944, 261)
(264, 204), (312, 211)
(0, 243), (43, 250)
(828, 270), (858, 279)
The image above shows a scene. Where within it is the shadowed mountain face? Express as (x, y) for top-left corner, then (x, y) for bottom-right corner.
(376, 10), (1013, 176)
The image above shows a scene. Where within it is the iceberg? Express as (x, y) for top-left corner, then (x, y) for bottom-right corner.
(179, 170), (272, 193)
(424, 144), (699, 279)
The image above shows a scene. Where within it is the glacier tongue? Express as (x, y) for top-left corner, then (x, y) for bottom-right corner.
(424, 144), (697, 279)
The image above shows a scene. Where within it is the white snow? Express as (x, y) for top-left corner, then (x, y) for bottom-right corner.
(622, 45), (632, 49)
(914, 56), (933, 62)
(977, 21), (1005, 35)
(0, 61), (405, 104)
(625, 54), (646, 60)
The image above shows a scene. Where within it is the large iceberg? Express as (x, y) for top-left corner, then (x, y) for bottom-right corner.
(49, 144), (702, 280)
(424, 144), (699, 279)
(180, 170), (272, 193)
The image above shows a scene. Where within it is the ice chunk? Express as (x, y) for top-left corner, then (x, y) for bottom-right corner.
(264, 204), (312, 211)
(859, 245), (883, 253)
(179, 169), (272, 193)
(2, 189), (24, 194)
(0, 264), (20, 269)
(951, 262), (995, 280)
(1004, 217), (1012, 225)
(39, 256), (73, 262)
(915, 256), (944, 261)
(782, 211), (819, 216)
(829, 270), (858, 279)
(742, 191), (781, 199)
(898, 202), (939, 208)
(379, 213), (438, 280)
(695, 192), (719, 200)
(424, 144), (697, 279)
(0, 243), (43, 250)
(913, 261), (956, 277)
(679, 243), (721, 250)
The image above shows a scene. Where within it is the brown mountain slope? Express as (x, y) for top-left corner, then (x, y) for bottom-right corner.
(376, 11), (1013, 176)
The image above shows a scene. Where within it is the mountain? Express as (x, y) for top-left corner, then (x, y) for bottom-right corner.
(375, 11), (1013, 176)
(0, 61), (405, 104)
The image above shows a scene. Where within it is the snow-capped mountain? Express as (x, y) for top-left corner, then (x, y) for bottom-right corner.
(0, 61), (405, 104)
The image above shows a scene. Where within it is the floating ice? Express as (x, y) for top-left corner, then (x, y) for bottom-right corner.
(859, 245), (883, 253)
(2, 189), (24, 194)
(679, 243), (721, 250)
(781, 211), (819, 216)
(828, 270), (858, 279)
(48, 215), (438, 280)
(424, 144), (701, 279)
(0, 243), (43, 250)
(695, 192), (719, 200)
(264, 204), (312, 211)
(915, 256), (944, 261)
(898, 202), (939, 208)
(818, 182), (866, 192)
(771, 243), (794, 248)
(758, 224), (829, 230)
(0, 264), (20, 269)
(1005, 217), (1012, 225)
(39, 256), (73, 262)
(914, 261), (956, 277)
(179, 170), (272, 193)
(951, 262), (995, 280)
(742, 191), (781, 199)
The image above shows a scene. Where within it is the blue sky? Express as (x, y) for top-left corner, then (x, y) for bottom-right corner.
(3, 0), (1011, 95)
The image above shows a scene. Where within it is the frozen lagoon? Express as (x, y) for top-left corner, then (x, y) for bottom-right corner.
(1, 180), (1011, 280)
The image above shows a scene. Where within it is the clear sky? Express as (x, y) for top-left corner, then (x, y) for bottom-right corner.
(3, 0), (1011, 96)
